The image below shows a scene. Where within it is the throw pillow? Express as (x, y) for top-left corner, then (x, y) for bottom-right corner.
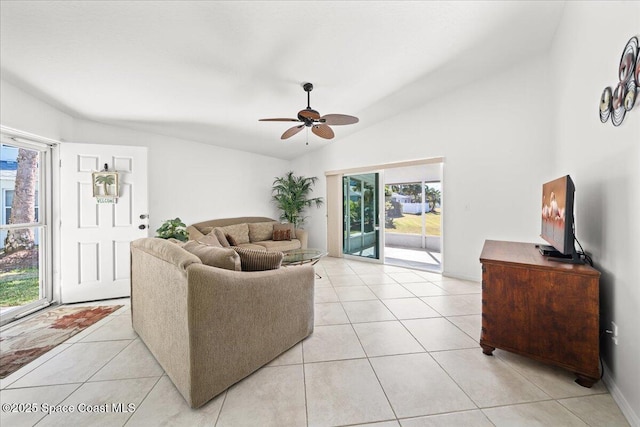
(248, 221), (277, 242)
(219, 223), (250, 244)
(196, 232), (222, 247)
(272, 228), (291, 241)
(233, 247), (283, 271)
(167, 238), (187, 247)
(225, 233), (238, 247)
(183, 241), (241, 271)
(273, 222), (296, 239)
(213, 228), (230, 247)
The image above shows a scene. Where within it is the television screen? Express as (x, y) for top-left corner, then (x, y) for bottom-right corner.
(541, 175), (575, 255)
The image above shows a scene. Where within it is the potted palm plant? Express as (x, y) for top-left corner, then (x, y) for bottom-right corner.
(272, 171), (323, 228)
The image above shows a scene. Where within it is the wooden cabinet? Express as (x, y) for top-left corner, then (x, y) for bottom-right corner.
(479, 240), (601, 387)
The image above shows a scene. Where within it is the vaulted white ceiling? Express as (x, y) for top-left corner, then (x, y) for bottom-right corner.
(0, 1), (565, 160)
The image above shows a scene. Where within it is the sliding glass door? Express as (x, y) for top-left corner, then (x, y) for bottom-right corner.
(0, 138), (52, 326)
(343, 173), (380, 259)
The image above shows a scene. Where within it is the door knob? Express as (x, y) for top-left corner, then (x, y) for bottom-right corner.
(138, 224), (147, 230)
(139, 214), (148, 219)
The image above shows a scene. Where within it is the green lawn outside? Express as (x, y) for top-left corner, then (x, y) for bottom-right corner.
(387, 212), (441, 236)
(0, 268), (40, 307)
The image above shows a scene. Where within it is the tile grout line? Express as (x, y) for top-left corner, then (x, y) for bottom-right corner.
(301, 334), (310, 427)
(85, 337), (138, 383)
(121, 375), (163, 426)
(326, 263), (401, 423)
(352, 264), (488, 424)
(212, 390), (228, 426)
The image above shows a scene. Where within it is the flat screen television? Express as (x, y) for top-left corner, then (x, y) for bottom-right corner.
(540, 175), (582, 263)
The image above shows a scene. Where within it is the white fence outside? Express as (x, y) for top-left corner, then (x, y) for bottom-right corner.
(400, 202), (441, 214)
(401, 203), (424, 214)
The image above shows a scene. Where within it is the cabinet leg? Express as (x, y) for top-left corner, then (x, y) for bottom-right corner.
(481, 344), (495, 355)
(575, 374), (598, 388)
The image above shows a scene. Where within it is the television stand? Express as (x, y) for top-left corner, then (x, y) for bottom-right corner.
(480, 240), (600, 387)
(536, 244), (584, 264)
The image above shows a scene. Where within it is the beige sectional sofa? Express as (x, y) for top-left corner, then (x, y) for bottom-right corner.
(130, 237), (315, 408)
(187, 216), (308, 252)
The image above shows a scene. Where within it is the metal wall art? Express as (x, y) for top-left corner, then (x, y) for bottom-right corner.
(600, 36), (639, 126)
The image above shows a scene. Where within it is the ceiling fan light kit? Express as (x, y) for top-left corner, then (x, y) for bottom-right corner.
(260, 82), (359, 141)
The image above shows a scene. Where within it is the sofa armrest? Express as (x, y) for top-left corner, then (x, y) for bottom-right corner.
(294, 228), (308, 249)
(185, 263), (314, 407)
(131, 241), (194, 406)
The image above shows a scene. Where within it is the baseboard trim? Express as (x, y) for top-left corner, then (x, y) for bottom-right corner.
(441, 271), (480, 282)
(602, 361), (639, 427)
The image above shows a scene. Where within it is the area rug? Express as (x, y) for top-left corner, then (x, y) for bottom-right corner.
(0, 305), (122, 379)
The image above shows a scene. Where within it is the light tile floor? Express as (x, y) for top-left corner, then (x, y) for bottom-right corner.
(0, 258), (630, 426)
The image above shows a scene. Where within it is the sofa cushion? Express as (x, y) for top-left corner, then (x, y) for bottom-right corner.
(196, 232), (222, 247)
(200, 226), (214, 235)
(253, 239), (301, 252)
(273, 228), (291, 241)
(219, 223), (250, 245)
(225, 234), (239, 246)
(233, 247), (283, 271)
(213, 228), (230, 247)
(273, 223), (296, 239)
(237, 243), (268, 252)
(167, 238), (187, 246)
(248, 221), (277, 242)
(183, 241), (241, 271)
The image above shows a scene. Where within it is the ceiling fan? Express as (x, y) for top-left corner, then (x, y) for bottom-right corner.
(259, 82), (359, 140)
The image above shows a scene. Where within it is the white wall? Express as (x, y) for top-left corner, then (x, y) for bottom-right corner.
(1, 79), (74, 140)
(1, 79), (290, 232)
(292, 54), (555, 280)
(69, 119), (289, 231)
(550, 2), (640, 423)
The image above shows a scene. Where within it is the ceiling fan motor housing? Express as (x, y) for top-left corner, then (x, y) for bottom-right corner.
(298, 108), (320, 125)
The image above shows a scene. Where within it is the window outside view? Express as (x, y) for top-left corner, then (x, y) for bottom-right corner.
(385, 182), (441, 236)
(0, 144), (42, 314)
(384, 181), (442, 271)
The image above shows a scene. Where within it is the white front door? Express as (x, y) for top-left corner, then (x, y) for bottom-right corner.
(60, 143), (148, 303)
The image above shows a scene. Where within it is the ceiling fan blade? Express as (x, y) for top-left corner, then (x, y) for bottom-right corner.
(259, 118), (300, 122)
(320, 114), (359, 125)
(281, 125), (305, 139)
(312, 124), (335, 139)
(298, 109), (321, 120)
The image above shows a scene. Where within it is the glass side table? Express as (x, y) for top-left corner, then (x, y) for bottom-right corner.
(282, 248), (327, 278)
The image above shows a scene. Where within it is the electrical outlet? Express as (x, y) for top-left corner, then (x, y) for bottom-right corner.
(611, 321), (619, 345)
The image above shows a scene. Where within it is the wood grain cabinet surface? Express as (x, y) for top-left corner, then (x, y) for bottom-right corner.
(479, 240), (601, 387)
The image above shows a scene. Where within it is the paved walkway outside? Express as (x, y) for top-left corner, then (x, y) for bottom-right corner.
(385, 245), (441, 272)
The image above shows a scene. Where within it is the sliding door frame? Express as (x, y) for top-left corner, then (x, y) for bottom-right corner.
(342, 171), (384, 263)
(325, 157), (444, 266)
